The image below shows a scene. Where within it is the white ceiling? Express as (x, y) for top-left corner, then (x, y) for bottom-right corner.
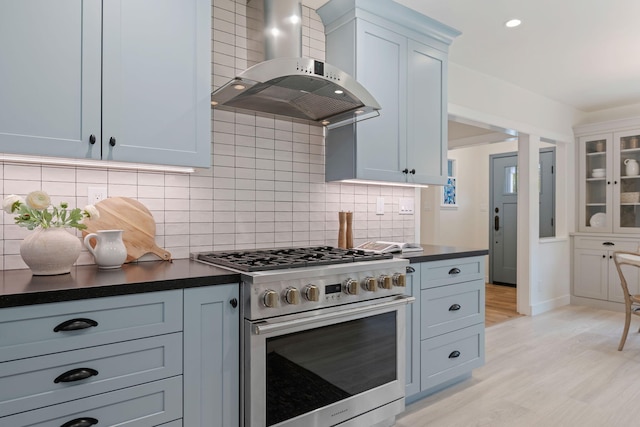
(304, 0), (640, 113)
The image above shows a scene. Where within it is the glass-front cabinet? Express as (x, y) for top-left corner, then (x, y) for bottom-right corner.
(579, 130), (640, 233)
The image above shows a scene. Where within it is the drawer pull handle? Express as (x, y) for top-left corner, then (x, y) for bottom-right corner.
(406, 266), (415, 273)
(448, 350), (461, 359)
(60, 418), (98, 427)
(54, 318), (98, 332)
(54, 368), (99, 384)
(448, 268), (461, 275)
(603, 242), (615, 246)
(449, 303), (461, 311)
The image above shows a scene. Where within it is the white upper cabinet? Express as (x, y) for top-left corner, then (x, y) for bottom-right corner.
(0, 0), (211, 168)
(576, 118), (640, 234)
(318, 0), (459, 185)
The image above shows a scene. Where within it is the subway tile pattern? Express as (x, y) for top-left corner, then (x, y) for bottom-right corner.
(0, 0), (416, 271)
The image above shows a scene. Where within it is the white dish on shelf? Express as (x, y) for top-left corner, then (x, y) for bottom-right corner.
(589, 212), (606, 228)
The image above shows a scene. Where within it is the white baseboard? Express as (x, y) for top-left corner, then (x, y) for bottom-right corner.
(530, 294), (571, 316)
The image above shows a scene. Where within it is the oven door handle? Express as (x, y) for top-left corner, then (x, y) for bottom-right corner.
(252, 295), (415, 335)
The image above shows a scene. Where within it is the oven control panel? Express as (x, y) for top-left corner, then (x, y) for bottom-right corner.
(243, 259), (410, 320)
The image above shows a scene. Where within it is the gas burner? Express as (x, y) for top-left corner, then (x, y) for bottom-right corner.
(195, 246), (393, 272)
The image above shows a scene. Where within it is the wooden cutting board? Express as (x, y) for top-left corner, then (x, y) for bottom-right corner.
(82, 197), (171, 262)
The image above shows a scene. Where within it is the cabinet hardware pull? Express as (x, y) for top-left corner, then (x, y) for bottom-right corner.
(402, 168), (409, 174)
(449, 303), (461, 311)
(448, 268), (461, 275)
(607, 181), (611, 185)
(615, 180), (618, 184)
(603, 242), (615, 246)
(448, 350), (461, 359)
(409, 169), (416, 174)
(602, 255), (606, 258)
(230, 298), (238, 308)
(54, 368), (99, 383)
(89, 134), (96, 145)
(53, 318), (98, 332)
(60, 417), (99, 427)
(109, 137), (116, 147)
(406, 266), (415, 273)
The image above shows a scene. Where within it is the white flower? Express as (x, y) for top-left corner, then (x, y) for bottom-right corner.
(83, 205), (100, 219)
(2, 190), (94, 230)
(3, 194), (23, 214)
(26, 191), (51, 210)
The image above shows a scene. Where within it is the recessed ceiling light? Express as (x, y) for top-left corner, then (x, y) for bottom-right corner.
(211, 100), (218, 106)
(321, 120), (330, 126)
(334, 90), (344, 94)
(233, 84), (246, 90)
(505, 19), (522, 28)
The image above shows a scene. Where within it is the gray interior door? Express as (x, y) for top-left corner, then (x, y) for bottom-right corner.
(489, 148), (556, 286)
(490, 153), (518, 285)
(539, 148), (556, 238)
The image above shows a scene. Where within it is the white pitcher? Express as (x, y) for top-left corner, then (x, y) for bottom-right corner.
(625, 158), (640, 176)
(84, 229), (127, 269)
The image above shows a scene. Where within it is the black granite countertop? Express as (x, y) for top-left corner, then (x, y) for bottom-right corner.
(0, 259), (241, 308)
(395, 244), (488, 263)
(0, 245), (488, 308)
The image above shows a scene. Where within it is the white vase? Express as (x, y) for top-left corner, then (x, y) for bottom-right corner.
(20, 228), (82, 275)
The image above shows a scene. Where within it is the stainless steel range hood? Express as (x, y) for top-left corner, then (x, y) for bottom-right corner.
(210, 0), (380, 128)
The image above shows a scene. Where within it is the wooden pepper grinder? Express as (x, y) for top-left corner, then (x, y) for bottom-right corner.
(346, 212), (354, 249)
(338, 211), (347, 249)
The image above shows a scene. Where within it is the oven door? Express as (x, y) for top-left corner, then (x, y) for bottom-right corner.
(244, 295), (414, 427)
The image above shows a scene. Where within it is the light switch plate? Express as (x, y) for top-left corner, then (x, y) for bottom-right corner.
(399, 198), (414, 215)
(376, 197), (384, 215)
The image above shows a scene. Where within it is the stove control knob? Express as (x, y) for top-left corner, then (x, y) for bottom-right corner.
(379, 275), (393, 290)
(304, 284), (320, 302)
(263, 290), (279, 308)
(344, 278), (359, 295)
(393, 273), (406, 287)
(284, 287), (300, 305)
(363, 276), (377, 292)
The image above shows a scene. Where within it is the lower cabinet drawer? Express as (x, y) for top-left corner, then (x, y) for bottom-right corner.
(421, 279), (484, 339)
(0, 333), (182, 417)
(573, 236), (639, 251)
(0, 376), (182, 427)
(0, 290), (183, 363)
(421, 257), (484, 289)
(420, 323), (485, 390)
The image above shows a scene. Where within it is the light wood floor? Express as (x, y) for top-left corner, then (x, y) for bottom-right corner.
(396, 305), (639, 427)
(485, 283), (522, 327)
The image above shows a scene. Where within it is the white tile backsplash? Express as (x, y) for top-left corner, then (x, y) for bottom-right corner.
(0, 0), (416, 271)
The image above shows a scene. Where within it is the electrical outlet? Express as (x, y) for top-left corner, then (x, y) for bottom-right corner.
(87, 186), (107, 204)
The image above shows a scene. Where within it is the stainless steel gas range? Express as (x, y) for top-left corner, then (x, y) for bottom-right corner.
(194, 246), (414, 427)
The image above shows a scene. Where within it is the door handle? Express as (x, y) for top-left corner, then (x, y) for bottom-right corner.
(494, 215), (500, 231)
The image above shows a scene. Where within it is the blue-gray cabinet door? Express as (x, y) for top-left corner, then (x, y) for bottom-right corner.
(406, 40), (447, 186)
(183, 284), (239, 427)
(355, 20), (407, 182)
(405, 264), (421, 397)
(0, 0), (101, 159)
(102, 0), (211, 167)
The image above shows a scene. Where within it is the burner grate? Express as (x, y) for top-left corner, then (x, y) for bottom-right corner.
(196, 246), (393, 272)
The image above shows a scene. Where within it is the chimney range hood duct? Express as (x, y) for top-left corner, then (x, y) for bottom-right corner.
(210, 0), (380, 128)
